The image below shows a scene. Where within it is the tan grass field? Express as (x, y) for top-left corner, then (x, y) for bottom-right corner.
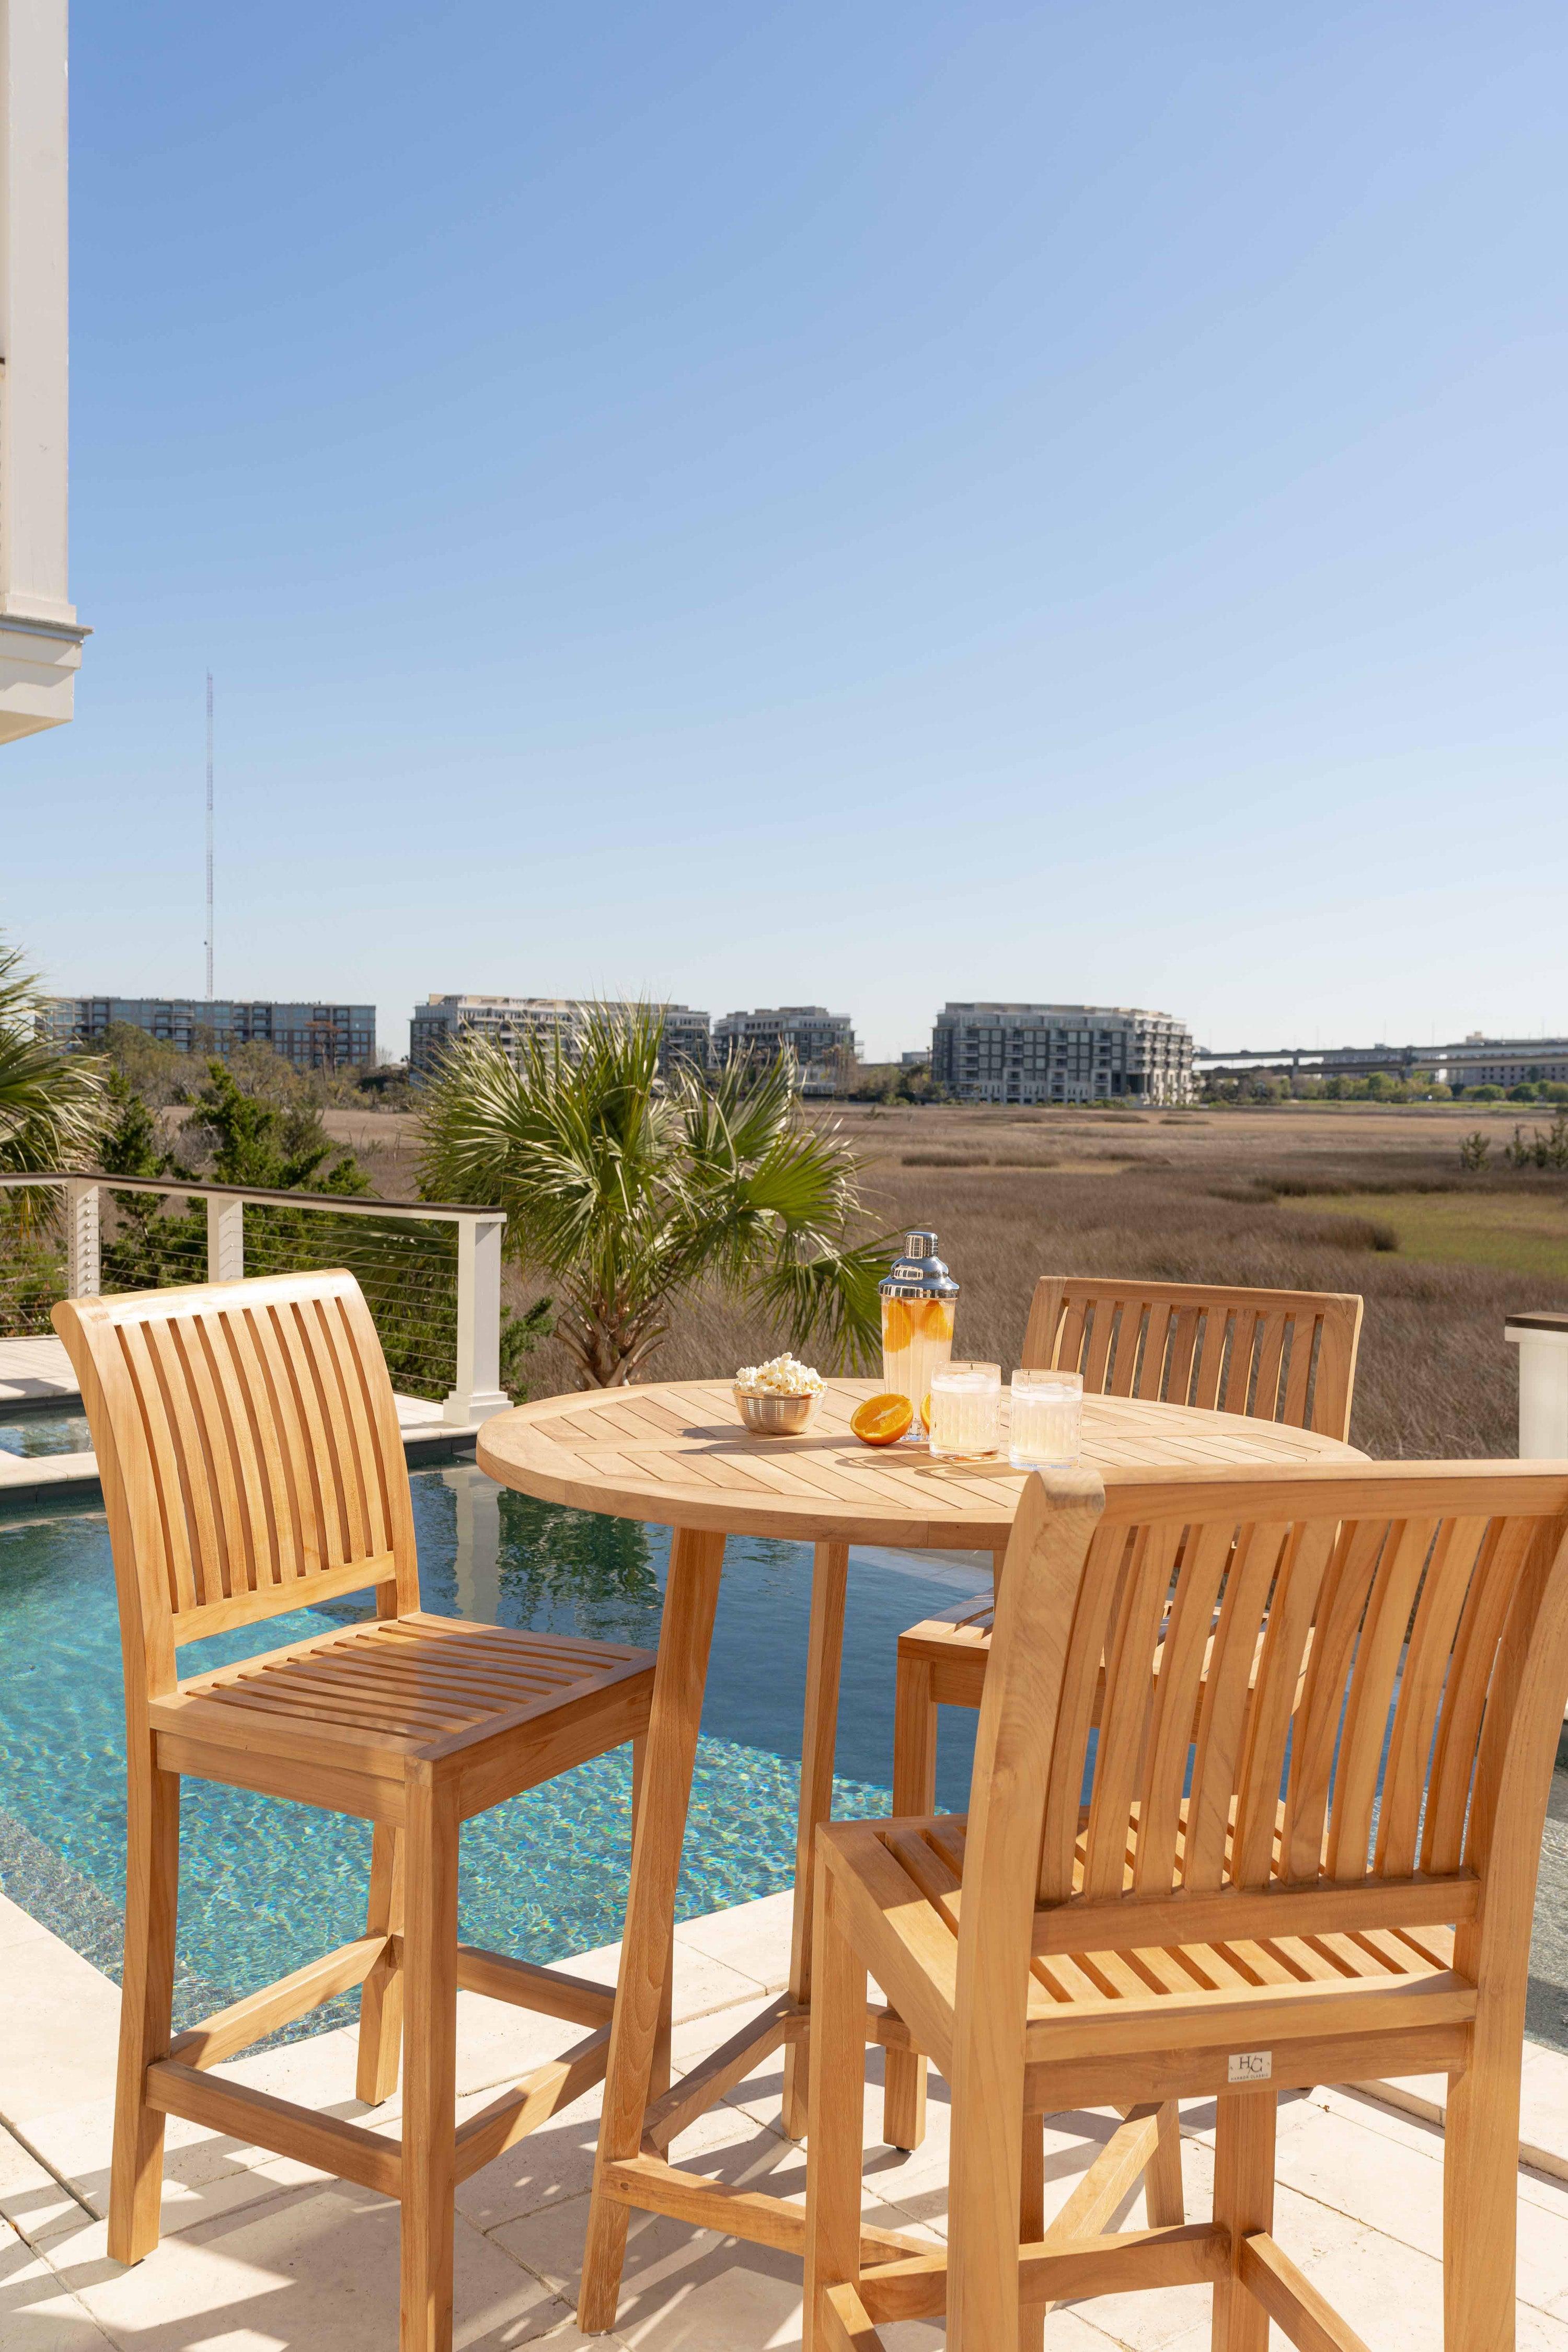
(326, 1099), (1568, 1460)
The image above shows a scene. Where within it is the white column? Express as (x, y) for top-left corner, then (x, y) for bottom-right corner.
(0, 0), (88, 743)
(206, 1195), (244, 1283)
(62, 1178), (99, 1295)
(443, 1213), (509, 1428)
(443, 1463), (503, 1621)
(1504, 1317), (1568, 1459)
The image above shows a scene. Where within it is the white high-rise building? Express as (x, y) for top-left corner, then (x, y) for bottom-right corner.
(1, 0), (87, 744)
(410, 996), (711, 1082)
(711, 1007), (858, 1096)
(931, 1004), (1192, 1105)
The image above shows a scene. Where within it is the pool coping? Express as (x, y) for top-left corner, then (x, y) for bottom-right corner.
(0, 1408), (478, 1511)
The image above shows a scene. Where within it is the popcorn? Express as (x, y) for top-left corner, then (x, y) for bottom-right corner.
(735, 1353), (823, 1398)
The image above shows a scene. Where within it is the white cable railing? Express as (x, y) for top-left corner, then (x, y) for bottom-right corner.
(0, 1172), (507, 1428)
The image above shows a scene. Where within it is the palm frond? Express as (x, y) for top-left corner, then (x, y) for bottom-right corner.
(0, 938), (111, 1173)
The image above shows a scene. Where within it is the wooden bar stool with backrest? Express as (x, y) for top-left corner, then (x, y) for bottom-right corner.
(883, 1274), (1364, 2167)
(808, 1455), (1568, 2352)
(54, 1270), (659, 2352)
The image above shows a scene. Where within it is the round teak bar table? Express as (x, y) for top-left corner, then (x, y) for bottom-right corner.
(476, 1377), (1363, 2332)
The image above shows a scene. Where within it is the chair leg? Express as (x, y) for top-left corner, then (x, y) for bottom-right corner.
(783, 1541), (850, 2141)
(804, 1872), (868, 2352)
(882, 1654), (937, 2151)
(1210, 2092), (1274, 2352)
(400, 1772), (459, 2352)
(1145, 2100), (1185, 2227)
(1018, 2113), (1045, 2352)
(1444, 2047), (1520, 2350)
(108, 1756), (180, 2265)
(356, 1822), (405, 2106)
(580, 1527), (725, 2334)
(631, 1737), (675, 2103)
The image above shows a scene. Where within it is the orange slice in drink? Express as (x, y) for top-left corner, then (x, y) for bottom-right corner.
(881, 1298), (912, 1352)
(850, 1392), (914, 1447)
(920, 1391), (932, 1432)
(913, 1297), (954, 1342)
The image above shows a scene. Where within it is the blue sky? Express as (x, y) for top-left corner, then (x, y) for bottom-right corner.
(7, 1), (1566, 1061)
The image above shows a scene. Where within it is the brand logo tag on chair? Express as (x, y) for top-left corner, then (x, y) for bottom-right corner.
(1227, 2050), (1272, 2083)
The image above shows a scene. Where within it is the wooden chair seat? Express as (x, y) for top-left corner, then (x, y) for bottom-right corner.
(843, 1813), (1469, 2083)
(156, 1611), (654, 1808)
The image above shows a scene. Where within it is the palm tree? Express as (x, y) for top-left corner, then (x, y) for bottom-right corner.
(0, 937), (110, 1172)
(416, 1005), (890, 1387)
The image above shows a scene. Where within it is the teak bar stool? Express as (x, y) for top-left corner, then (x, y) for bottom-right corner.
(808, 1456), (1568, 2352)
(883, 1275), (1364, 2155)
(53, 1271), (658, 2352)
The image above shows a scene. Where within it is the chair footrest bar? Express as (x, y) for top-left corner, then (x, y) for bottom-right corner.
(601, 2154), (927, 2265)
(453, 2028), (612, 2183)
(454, 1942), (616, 2027)
(857, 2221), (1231, 2325)
(643, 1991), (800, 2153)
(822, 2281), (885, 2351)
(1238, 2230), (1375, 2352)
(145, 2060), (402, 2198)
(1041, 2103), (1166, 2246)
(864, 2003), (916, 2052)
(167, 1935), (390, 2071)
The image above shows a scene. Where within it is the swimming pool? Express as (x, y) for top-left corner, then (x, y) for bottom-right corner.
(0, 1463), (988, 2043)
(0, 1406), (93, 1457)
(5, 1462), (1566, 2059)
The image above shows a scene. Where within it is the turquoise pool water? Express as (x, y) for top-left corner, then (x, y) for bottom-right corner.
(0, 1407), (92, 1457)
(0, 1465), (987, 2039)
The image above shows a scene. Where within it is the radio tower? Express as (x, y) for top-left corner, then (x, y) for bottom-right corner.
(204, 672), (214, 1005)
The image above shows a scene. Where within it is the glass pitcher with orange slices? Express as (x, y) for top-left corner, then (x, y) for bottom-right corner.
(877, 1230), (958, 1445)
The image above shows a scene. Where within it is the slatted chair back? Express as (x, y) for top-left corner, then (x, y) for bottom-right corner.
(951, 1460), (1568, 2102)
(1020, 1276), (1363, 1440)
(53, 1270), (419, 1698)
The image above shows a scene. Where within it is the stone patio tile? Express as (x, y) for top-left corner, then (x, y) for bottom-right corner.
(0, 1898), (52, 1957)
(1271, 2092), (1568, 2316)
(551, 1929), (768, 2033)
(667, 1988), (799, 2073)
(38, 2180), (584, 2349)
(0, 2119), (91, 2252)
(0, 2213), (117, 2348)
(490, 2183), (938, 2351)
(1355, 2036), (1568, 2183)
(671, 1889), (794, 1992)
(0, 1939), (120, 2128)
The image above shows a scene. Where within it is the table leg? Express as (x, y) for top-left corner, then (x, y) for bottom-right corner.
(578, 1525), (727, 2335)
(780, 1539), (850, 2141)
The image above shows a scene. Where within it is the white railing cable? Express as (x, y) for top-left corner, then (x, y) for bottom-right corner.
(0, 1172), (508, 1430)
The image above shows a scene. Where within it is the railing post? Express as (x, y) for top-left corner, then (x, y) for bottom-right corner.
(63, 1180), (101, 1297)
(443, 1213), (509, 1428)
(1504, 1313), (1568, 1457)
(206, 1195), (244, 1283)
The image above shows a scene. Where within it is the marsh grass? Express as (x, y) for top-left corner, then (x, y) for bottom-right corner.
(468, 1102), (1568, 1458)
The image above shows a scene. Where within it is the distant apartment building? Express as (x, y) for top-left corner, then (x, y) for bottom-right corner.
(43, 998), (376, 1071)
(931, 1004), (1193, 1105)
(409, 996), (711, 1081)
(0, 0), (88, 744)
(1436, 1034), (1568, 1089)
(712, 1007), (858, 1096)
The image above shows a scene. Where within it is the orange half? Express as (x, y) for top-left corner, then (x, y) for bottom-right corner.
(913, 1297), (954, 1342)
(850, 1392), (915, 1447)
